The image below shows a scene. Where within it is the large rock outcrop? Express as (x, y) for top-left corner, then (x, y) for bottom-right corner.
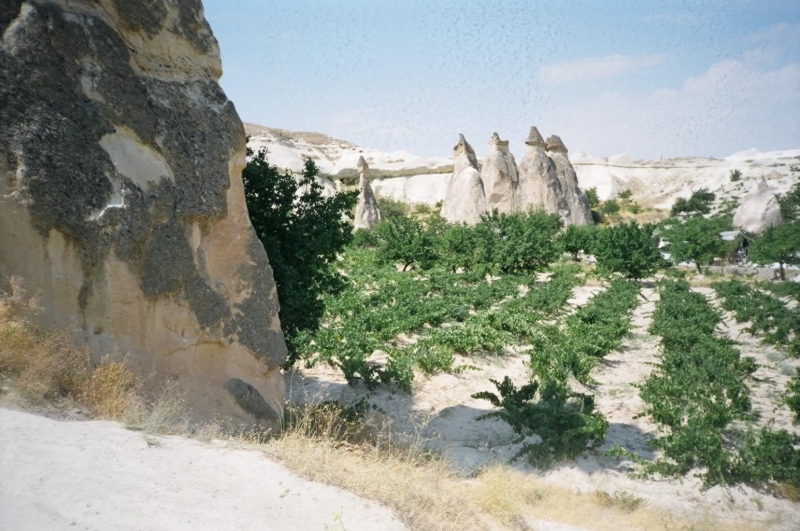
(546, 135), (594, 225)
(517, 126), (569, 218)
(0, 0), (286, 424)
(441, 135), (487, 224)
(480, 133), (519, 214)
(733, 178), (783, 234)
(354, 156), (381, 229)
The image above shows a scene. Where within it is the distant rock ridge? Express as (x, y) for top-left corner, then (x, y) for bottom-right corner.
(354, 156), (381, 229)
(441, 134), (487, 224)
(733, 178), (783, 234)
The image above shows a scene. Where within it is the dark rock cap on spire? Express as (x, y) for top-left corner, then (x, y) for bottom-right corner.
(357, 155), (369, 173)
(525, 126), (546, 146)
(546, 134), (568, 153)
(454, 133), (476, 155)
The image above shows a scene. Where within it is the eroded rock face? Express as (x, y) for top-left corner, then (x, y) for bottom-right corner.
(480, 133), (519, 214)
(0, 0), (286, 424)
(517, 126), (568, 218)
(733, 178), (783, 234)
(546, 135), (594, 225)
(441, 135), (487, 224)
(354, 156), (381, 229)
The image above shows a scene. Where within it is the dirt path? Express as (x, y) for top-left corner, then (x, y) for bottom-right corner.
(0, 408), (405, 531)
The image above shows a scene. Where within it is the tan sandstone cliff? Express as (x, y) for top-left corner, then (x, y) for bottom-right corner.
(0, 0), (286, 425)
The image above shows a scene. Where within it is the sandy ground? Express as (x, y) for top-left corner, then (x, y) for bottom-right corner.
(0, 408), (405, 531)
(287, 284), (800, 530)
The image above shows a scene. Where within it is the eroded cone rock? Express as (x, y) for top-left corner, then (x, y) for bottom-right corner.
(0, 0), (286, 425)
(733, 178), (783, 234)
(546, 135), (594, 225)
(517, 126), (569, 217)
(354, 156), (381, 229)
(480, 133), (519, 214)
(441, 134), (487, 224)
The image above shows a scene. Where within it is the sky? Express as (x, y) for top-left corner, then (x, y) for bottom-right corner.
(204, 0), (800, 160)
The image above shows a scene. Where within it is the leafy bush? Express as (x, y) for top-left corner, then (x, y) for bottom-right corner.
(242, 147), (358, 363)
(601, 199), (621, 215)
(628, 203), (642, 215)
(437, 222), (478, 273)
(786, 370), (800, 423)
(473, 377), (608, 467)
(593, 222), (665, 279)
(376, 196), (410, 219)
(374, 215), (438, 271)
(618, 190), (633, 201)
(637, 281), (800, 489)
(758, 281), (800, 302)
(712, 280), (799, 355)
(557, 224), (595, 261)
(585, 187), (600, 209)
(730, 169), (742, 182)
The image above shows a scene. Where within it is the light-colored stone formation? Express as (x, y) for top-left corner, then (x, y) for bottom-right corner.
(354, 156), (381, 229)
(546, 135), (594, 225)
(517, 126), (569, 218)
(480, 133), (519, 214)
(440, 135), (487, 224)
(733, 178), (783, 234)
(0, 0), (286, 425)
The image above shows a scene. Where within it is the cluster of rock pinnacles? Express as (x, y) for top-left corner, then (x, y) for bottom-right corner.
(442, 127), (594, 225)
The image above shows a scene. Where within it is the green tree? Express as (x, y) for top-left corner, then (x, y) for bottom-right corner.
(474, 209), (563, 274)
(374, 214), (438, 271)
(730, 169), (742, 182)
(618, 189), (632, 201)
(778, 182), (800, 222)
(671, 188), (716, 217)
(584, 187), (600, 209)
(663, 216), (734, 272)
(594, 222), (664, 280)
(748, 222), (800, 280)
(438, 222), (478, 273)
(601, 199), (621, 215)
(242, 147), (358, 363)
(376, 196), (409, 219)
(558, 224), (595, 261)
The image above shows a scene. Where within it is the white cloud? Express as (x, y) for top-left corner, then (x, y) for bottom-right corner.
(539, 54), (669, 85)
(541, 48), (800, 158)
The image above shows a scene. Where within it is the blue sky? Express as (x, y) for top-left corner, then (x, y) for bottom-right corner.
(204, 0), (800, 159)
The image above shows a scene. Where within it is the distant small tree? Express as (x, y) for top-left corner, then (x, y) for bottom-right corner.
(628, 203), (642, 214)
(594, 222), (664, 280)
(663, 216), (734, 272)
(618, 189), (633, 201)
(374, 215), (437, 271)
(585, 187), (600, 209)
(671, 188), (715, 217)
(558, 224), (595, 261)
(376, 196), (410, 219)
(748, 222), (800, 280)
(601, 199), (621, 215)
(730, 169), (742, 182)
(242, 147), (358, 364)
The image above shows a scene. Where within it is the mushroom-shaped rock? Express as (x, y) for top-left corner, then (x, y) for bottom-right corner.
(0, 0), (286, 426)
(480, 133), (519, 214)
(354, 156), (382, 229)
(517, 126), (568, 217)
(733, 178), (783, 234)
(546, 135), (593, 225)
(441, 134), (487, 224)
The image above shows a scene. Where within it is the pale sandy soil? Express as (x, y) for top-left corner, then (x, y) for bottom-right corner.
(0, 407), (405, 531)
(288, 284), (800, 530)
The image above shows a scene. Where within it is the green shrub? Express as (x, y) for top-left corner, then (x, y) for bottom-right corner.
(376, 196), (410, 219)
(601, 199), (621, 215)
(557, 224), (595, 261)
(593, 222), (664, 280)
(670, 188), (715, 217)
(730, 169), (742, 182)
(374, 215), (438, 271)
(585, 187), (600, 209)
(618, 190), (632, 201)
(785, 370), (800, 423)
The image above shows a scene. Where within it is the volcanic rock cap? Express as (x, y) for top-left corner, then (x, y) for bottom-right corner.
(0, 0), (286, 424)
(354, 155), (382, 229)
(441, 134), (487, 224)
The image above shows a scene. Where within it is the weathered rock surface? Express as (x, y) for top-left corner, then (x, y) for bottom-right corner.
(517, 126), (569, 218)
(441, 135), (487, 224)
(0, 0), (286, 424)
(733, 178), (783, 234)
(480, 133), (519, 214)
(354, 156), (381, 229)
(546, 135), (594, 225)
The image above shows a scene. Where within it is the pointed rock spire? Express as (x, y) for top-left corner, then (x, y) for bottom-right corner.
(481, 132), (519, 214)
(545, 134), (568, 154)
(354, 155), (381, 230)
(525, 126), (546, 147)
(441, 134), (486, 224)
(545, 133), (592, 225)
(518, 127), (568, 217)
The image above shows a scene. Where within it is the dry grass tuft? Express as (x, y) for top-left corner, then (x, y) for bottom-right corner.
(592, 489), (648, 513)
